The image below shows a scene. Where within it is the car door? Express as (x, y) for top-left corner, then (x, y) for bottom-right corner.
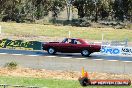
(67, 39), (84, 53)
(57, 43), (73, 53)
(70, 44), (83, 53)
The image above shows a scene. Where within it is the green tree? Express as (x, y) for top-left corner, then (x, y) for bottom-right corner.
(50, 0), (65, 19)
(113, 0), (132, 22)
(1, 0), (22, 22)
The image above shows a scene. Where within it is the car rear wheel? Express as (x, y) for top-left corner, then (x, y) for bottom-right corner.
(81, 50), (91, 57)
(48, 48), (56, 55)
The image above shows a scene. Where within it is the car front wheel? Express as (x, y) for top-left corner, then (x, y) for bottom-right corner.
(48, 48), (56, 55)
(81, 50), (91, 57)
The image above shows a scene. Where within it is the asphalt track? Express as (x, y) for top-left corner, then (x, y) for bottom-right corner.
(0, 49), (132, 74)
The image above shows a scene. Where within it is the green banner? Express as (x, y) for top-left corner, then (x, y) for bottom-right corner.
(0, 39), (42, 50)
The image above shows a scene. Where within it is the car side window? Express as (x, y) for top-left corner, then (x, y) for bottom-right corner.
(62, 38), (67, 43)
(76, 40), (82, 44)
(68, 40), (72, 44)
(65, 40), (69, 43)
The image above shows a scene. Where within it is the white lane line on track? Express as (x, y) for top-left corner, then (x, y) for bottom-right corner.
(27, 55), (39, 57)
(12, 54), (23, 56)
(100, 54), (132, 57)
(60, 57), (72, 59)
(93, 59), (103, 61)
(122, 61), (132, 63)
(45, 56), (57, 58)
(0, 52), (131, 63)
(107, 60), (119, 62)
(0, 53), (7, 54)
(75, 58), (86, 60)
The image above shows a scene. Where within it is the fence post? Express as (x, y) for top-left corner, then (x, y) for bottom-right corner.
(0, 25), (1, 34)
(69, 31), (71, 38)
(125, 38), (128, 47)
(123, 62), (126, 79)
(3, 85), (6, 88)
(102, 33), (104, 41)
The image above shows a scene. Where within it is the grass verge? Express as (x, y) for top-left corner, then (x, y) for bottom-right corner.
(0, 76), (131, 88)
(0, 22), (132, 41)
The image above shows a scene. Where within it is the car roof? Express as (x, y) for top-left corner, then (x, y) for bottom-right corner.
(65, 38), (87, 44)
(66, 38), (84, 41)
(66, 38), (81, 40)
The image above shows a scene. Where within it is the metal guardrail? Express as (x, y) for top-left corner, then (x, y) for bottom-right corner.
(0, 84), (40, 88)
(0, 84), (9, 88)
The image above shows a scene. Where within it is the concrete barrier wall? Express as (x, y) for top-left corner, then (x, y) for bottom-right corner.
(0, 39), (42, 50)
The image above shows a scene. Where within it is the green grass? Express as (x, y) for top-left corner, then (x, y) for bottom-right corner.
(0, 76), (131, 88)
(0, 22), (132, 41)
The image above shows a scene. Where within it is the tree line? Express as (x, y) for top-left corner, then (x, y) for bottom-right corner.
(0, 0), (131, 24)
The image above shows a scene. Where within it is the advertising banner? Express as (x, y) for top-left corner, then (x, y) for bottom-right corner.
(102, 40), (128, 46)
(101, 46), (121, 55)
(121, 47), (132, 56)
(79, 68), (131, 86)
(101, 46), (132, 56)
(0, 39), (42, 50)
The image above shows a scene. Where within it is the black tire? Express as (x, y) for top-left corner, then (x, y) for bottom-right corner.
(81, 49), (91, 57)
(128, 79), (131, 86)
(47, 47), (56, 55)
(79, 77), (91, 86)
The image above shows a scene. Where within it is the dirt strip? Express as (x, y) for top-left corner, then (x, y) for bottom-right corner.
(0, 67), (132, 80)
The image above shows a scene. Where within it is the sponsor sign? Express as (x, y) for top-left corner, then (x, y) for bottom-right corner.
(79, 68), (131, 86)
(101, 46), (121, 55)
(90, 80), (131, 85)
(0, 39), (42, 50)
(79, 77), (131, 86)
(102, 40), (128, 46)
(101, 46), (132, 56)
(121, 47), (132, 55)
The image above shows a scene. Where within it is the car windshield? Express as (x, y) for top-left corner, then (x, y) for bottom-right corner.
(62, 38), (68, 43)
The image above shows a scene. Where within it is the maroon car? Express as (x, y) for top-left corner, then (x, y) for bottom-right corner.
(42, 38), (101, 57)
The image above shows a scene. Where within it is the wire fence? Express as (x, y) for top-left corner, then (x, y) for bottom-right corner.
(0, 84), (42, 88)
